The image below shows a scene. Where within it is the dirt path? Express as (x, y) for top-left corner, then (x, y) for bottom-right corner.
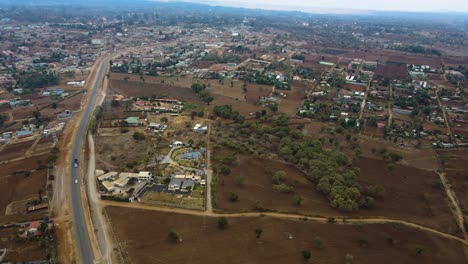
(100, 201), (468, 248)
(437, 171), (467, 237)
(87, 134), (114, 264)
(205, 121), (213, 213)
(358, 80), (371, 120)
(436, 87), (454, 141)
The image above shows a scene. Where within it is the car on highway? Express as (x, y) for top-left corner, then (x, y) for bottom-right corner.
(75, 179), (78, 184)
(73, 159), (79, 168)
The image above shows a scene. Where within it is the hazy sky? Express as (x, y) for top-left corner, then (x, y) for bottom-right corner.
(172, 0), (468, 13)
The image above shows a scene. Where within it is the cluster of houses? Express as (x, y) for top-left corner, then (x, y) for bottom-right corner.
(96, 170), (154, 192)
(17, 220), (52, 239)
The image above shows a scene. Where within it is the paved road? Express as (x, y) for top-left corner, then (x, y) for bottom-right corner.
(70, 57), (108, 264)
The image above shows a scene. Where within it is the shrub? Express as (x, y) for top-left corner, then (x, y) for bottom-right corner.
(302, 250), (311, 260)
(366, 184), (385, 198)
(327, 217), (336, 223)
(234, 175), (245, 186)
(132, 131), (146, 140)
(272, 183), (294, 193)
(228, 192), (239, 202)
(217, 217), (228, 229)
(272, 171), (287, 184)
(120, 127), (129, 133)
(167, 231), (179, 243)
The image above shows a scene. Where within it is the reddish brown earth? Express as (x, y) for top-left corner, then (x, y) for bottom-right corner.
(443, 156), (468, 214)
(215, 153), (458, 235)
(0, 140), (34, 160)
(0, 155), (49, 217)
(105, 206), (467, 264)
(214, 154), (334, 216)
(356, 157), (460, 236)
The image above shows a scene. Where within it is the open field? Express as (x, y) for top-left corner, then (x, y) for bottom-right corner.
(214, 151), (458, 235)
(0, 154), (49, 220)
(105, 206), (467, 264)
(356, 157), (460, 236)
(0, 227), (47, 262)
(214, 154), (334, 215)
(440, 151), (468, 215)
(109, 74), (202, 103)
(0, 140), (34, 161)
(95, 134), (151, 170)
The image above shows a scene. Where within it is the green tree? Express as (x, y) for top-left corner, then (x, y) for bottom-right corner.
(234, 175), (245, 186)
(217, 217), (228, 229)
(160, 117), (168, 123)
(191, 83), (205, 93)
(167, 231), (179, 243)
(133, 132), (146, 140)
(301, 250), (311, 260)
(111, 100), (120, 107)
(33, 110), (41, 121)
(366, 184), (385, 199)
(313, 238), (323, 249)
(51, 102), (57, 109)
(415, 246), (425, 255)
(255, 227), (263, 239)
(387, 163), (396, 174)
(294, 195), (304, 205)
(272, 171), (287, 184)
(228, 192), (239, 202)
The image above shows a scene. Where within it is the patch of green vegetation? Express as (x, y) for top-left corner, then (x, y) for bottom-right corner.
(212, 110), (384, 212)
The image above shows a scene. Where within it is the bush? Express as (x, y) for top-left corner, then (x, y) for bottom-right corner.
(220, 166), (231, 175)
(272, 183), (294, 193)
(120, 127), (129, 133)
(228, 192), (239, 202)
(327, 217), (336, 223)
(132, 131), (146, 140)
(272, 171), (287, 184)
(366, 184), (385, 199)
(301, 250), (311, 260)
(234, 175), (245, 186)
(389, 152), (402, 162)
(217, 217), (228, 229)
(168, 231), (179, 243)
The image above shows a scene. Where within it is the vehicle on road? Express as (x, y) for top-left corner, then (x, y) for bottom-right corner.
(75, 179), (78, 184)
(73, 159), (79, 168)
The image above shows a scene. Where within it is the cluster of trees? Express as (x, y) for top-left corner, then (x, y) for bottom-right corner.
(395, 45), (441, 56)
(213, 113), (385, 212)
(213, 104), (244, 123)
(191, 83), (214, 104)
(13, 68), (59, 89)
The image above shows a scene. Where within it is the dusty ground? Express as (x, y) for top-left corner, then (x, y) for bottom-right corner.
(214, 154), (334, 215)
(105, 206), (467, 264)
(0, 140), (35, 160)
(213, 152), (458, 235)
(441, 152), (468, 216)
(0, 155), (49, 218)
(356, 157), (460, 236)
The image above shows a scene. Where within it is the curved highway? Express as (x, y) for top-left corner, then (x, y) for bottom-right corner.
(70, 57), (108, 264)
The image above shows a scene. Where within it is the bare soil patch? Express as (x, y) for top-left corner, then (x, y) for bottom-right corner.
(215, 154), (335, 215)
(105, 206), (467, 264)
(356, 157), (460, 236)
(0, 140), (34, 161)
